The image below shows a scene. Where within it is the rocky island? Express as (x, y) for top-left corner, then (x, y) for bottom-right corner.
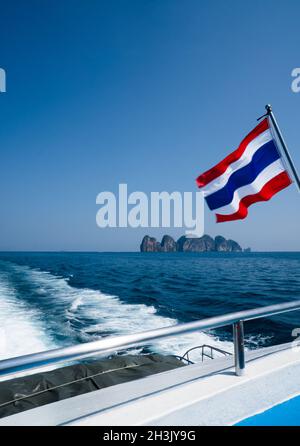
(140, 234), (244, 252)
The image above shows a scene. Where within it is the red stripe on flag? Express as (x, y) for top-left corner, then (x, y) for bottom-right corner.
(196, 118), (269, 188)
(216, 171), (292, 223)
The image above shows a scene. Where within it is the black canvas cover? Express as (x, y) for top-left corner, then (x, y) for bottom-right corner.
(0, 354), (184, 419)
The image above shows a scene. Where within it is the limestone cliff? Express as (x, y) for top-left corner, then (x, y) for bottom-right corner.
(140, 234), (243, 252)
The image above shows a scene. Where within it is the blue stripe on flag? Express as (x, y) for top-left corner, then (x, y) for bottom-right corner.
(205, 140), (281, 211)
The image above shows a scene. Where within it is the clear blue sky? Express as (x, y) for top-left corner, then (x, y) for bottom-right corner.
(0, 0), (299, 251)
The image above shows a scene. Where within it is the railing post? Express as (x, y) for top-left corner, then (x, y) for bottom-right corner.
(233, 321), (245, 376)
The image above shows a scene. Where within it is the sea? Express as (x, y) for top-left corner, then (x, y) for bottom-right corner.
(0, 251), (300, 362)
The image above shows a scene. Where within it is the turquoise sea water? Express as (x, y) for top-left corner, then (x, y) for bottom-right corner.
(0, 252), (299, 360)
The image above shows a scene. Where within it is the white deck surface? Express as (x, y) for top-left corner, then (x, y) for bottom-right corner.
(1, 343), (300, 426)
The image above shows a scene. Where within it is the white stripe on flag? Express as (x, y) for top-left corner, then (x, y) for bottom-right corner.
(214, 159), (286, 215)
(203, 129), (273, 197)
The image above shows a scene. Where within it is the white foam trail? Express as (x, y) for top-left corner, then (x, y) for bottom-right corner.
(2, 264), (234, 363)
(22, 266), (234, 360)
(64, 288), (234, 359)
(0, 273), (56, 361)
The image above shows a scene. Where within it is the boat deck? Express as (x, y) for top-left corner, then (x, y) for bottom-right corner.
(0, 342), (299, 426)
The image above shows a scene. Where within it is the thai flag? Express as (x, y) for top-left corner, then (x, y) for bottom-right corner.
(196, 118), (292, 222)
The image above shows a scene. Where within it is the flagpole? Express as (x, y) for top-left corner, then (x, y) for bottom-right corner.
(264, 104), (300, 192)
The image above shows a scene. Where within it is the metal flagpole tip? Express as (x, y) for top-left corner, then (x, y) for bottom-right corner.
(265, 104), (272, 113)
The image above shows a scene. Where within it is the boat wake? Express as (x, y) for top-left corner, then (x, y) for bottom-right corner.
(0, 261), (234, 362)
(0, 270), (56, 360)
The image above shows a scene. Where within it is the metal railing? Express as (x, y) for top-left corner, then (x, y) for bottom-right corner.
(182, 344), (232, 363)
(0, 299), (300, 378)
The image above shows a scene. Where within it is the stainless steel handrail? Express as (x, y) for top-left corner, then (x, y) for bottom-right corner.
(0, 299), (300, 378)
(182, 344), (232, 363)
